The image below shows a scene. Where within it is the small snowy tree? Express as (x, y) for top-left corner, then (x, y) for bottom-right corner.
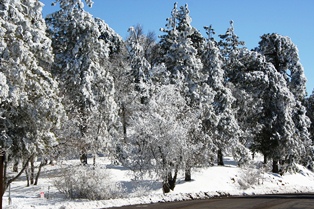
(122, 85), (193, 193)
(0, 0), (64, 191)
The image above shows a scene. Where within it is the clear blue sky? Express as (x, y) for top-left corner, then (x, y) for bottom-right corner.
(41, 0), (314, 95)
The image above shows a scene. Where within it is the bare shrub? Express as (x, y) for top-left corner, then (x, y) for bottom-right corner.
(238, 160), (264, 190)
(54, 165), (125, 200)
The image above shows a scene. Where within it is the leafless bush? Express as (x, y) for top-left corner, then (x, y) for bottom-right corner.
(54, 165), (125, 200)
(238, 160), (264, 190)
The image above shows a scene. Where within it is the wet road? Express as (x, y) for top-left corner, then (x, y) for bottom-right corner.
(109, 194), (314, 209)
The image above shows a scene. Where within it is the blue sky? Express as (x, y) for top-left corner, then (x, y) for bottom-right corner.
(41, 0), (314, 95)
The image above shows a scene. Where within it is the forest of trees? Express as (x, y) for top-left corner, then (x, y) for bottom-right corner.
(1, 0), (314, 194)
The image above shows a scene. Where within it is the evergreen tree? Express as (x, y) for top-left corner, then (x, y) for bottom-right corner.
(160, 3), (203, 100)
(126, 25), (151, 103)
(113, 25), (155, 164)
(229, 47), (311, 173)
(218, 20), (245, 58)
(218, 20), (245, 81)
(126, 24), (157, 67)
(158, 3), (205, 67)
(258, 33), (307, 99)
(258, 33), (311, 170)
(46, 0), (119, 163)
(0, 0), (64, 191)
(159, 3), (207, 181)
(306, 90), (314, 142)
(202, 25), (248, 166)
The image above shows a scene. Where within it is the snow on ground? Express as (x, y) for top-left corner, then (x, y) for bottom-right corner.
(3, 156), (314, 209)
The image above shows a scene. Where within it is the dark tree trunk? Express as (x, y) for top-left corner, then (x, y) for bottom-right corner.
(80, 152), (88, 165)
(93, 154), (96, 166)
(272, 160), (279, 173)
(4, 154), (34, 194)
(34, 160), (46, 185)
(162, 166), (179, 193)
(30, 157), (35, 185)
(25, 163), (30, 187)
(121, 103), (127, 143)
(263, 155), (268, 164)
(217, 149), (224, 166)
(168, 170), (176, 191)
(185, 166), (191, 181)
(162, 181), (170, 194)
(13, 160), (18, 172)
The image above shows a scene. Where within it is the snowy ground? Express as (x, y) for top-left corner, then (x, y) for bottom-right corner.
(3, 156), (314, 209)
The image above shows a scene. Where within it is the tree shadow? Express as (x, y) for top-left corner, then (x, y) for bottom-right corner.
(120, 179), (161, 194)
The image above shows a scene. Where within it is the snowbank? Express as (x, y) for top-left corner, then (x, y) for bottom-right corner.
(3, 157), (314, 209)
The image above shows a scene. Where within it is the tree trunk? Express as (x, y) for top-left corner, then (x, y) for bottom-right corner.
(162, 172), (171, 193)
(93, 154), (96, 167)
(169, 165), (179, 191)
(4, 154), (34, 194)
(162, 180), (170, 194)
(34, 161), (45, 185)
(13, 160), (19, 172)
(80, 152), (88, 165)
(263, 155), (268, 164)
(162, 166), (179, 193)
(272, 159), (279, 173)
(185, 166), (191, 181)
(30, 157), (35, 185)
(121, 103), (127, 143)
(217, 149), (224, 166)
(25, 163), (30, 187)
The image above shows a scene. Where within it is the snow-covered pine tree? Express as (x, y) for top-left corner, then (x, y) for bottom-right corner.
(158, 3), (205, 68)
(306, 91), (314, 169)
(126, 25), (152, 104)
(126, 24), (157, 67)
(46, 0), (120, 163)
(0, 0), (65, 190)
(202, 25), (248, 166)
(258, 33), (312, 170)
(159, 3), (207, 181)
(218, 20), (245, 60)
(108, 48), (133, 162)
(218, 20), (245, 81)
(160, 3), (204, 103)
(306, 91), (314, 138)
(228, 46), (310, 173)
(227, 50), (267, 162)
(258, 33), (307, 100)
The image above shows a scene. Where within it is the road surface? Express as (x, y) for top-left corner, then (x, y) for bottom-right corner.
(109, 194), (314, 209)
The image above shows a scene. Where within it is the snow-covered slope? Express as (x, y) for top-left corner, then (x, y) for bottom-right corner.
(4, 156), (314, 209)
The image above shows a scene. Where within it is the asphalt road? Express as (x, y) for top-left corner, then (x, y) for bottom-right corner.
(109, 194), (314, 209)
